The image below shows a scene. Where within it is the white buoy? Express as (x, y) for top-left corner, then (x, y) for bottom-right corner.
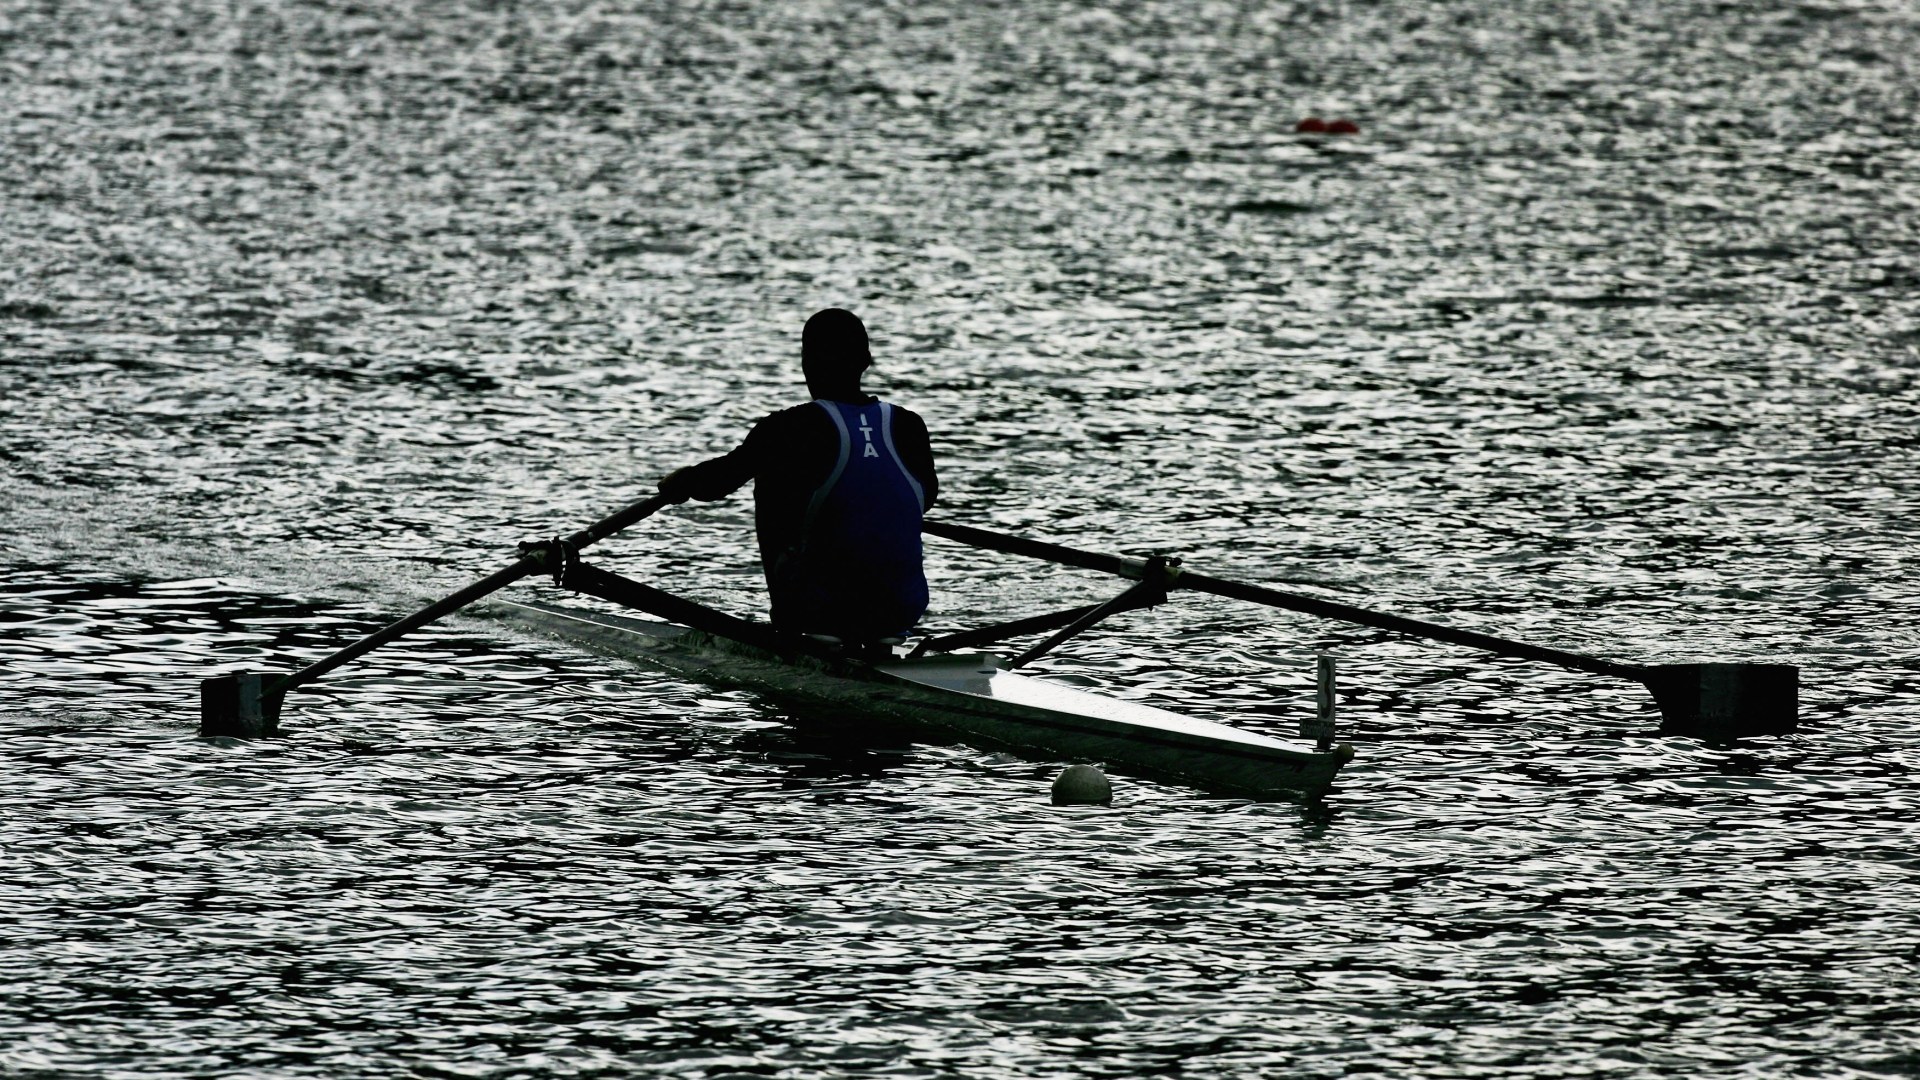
(1051, 764), (1112, 806)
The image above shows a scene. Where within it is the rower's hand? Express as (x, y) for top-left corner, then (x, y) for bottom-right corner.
(657, 467), (696, 504)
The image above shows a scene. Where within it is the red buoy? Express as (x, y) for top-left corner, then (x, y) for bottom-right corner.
(1327, 118), (1360, 135)
(1295, 117), (1328, 133)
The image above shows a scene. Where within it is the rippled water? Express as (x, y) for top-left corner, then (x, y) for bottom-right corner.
(4, 1), (1919, 1076)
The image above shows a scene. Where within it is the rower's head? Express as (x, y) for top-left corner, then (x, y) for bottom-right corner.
(802, 308), (871, 398)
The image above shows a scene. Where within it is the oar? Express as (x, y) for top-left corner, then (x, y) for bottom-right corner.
(199, 492), (676, 738)
(922, 519), (1798, 741)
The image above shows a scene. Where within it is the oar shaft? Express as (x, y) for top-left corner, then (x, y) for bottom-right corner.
(922, 518), (1638, 680)
(1176, 571), (1637, 680)
(268, 492), (674, 699)
(270, 561), (540, 695)
(562, 493), (675, 551)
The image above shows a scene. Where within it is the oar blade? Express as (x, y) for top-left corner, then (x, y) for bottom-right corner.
(1644, 663), (1798, 742)
(200, 671), (278, 738)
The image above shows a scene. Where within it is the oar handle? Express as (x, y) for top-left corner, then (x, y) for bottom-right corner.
(923, 520), (1153, 579)
(268, 492), (675, 698)
(922, 518), (1639, 680)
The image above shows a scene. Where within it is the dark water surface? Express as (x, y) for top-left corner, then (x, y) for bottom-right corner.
(4, 1), (1918, 1076)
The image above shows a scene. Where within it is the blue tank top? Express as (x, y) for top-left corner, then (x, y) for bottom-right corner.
(772, 399), (929, 639)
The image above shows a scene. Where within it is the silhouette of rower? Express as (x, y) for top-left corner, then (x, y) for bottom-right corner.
(657, 309), (937, 643)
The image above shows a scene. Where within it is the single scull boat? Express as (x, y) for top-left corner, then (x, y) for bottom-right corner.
(487, 594), (1353, 802)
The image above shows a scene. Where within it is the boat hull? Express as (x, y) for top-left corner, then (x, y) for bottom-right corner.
(489, 599), (1350, 801)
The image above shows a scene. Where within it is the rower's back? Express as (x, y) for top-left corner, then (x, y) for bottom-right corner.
(772, 393), (931, 641)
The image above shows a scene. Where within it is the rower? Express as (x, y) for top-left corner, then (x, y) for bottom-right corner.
(656, 308), (939, 650)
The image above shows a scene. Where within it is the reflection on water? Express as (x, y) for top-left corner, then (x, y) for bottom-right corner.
(4, 0), (1919, 1075)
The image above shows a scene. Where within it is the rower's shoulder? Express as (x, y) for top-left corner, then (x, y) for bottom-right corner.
(747, 401), (836, 444)
(757, 400), (829, 424)
(884, 400), (930, 433)
(754, 397), (926, 432)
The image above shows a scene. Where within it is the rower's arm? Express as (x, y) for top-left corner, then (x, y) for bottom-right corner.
(659, 452), (751, 501)
(658, 428), (762, 503)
